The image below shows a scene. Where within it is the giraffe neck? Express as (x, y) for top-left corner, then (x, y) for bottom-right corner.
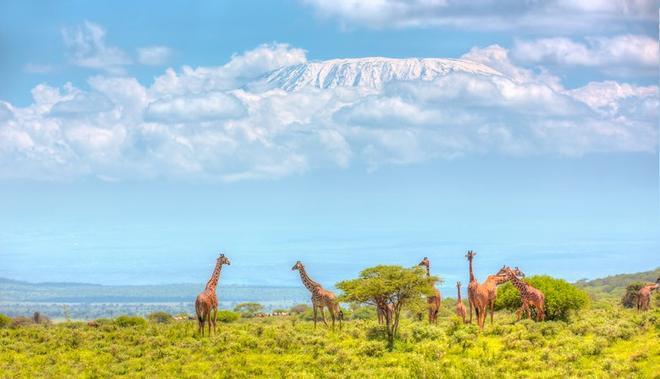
(425, 265), (430, 277)
(204, 262), (223, 291)
(494, 275), (510, 285)
(508, 273), (527, 295)
(298, 267), (321, 292)
(457, 287), (462, 301)
(468, 258), (476, 282)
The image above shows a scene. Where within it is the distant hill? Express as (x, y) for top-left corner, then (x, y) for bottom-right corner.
(575, 268), (660, 299)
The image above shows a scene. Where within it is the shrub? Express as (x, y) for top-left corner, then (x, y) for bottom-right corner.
(289, 304), (309, 314)
(11, 316), (34, 328)
(216, 310), (240, 323)
(495, 275), (589, 321)
(114, 315), (147, 327)
(234, 302), (264, 318)
(32, 312), (51, 325)
(147, 311), (173, 324)
(349, 305), (377, 320)
(0, 313), (12, 328)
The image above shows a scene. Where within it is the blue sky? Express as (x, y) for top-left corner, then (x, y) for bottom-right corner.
(0, 1), (657, 287)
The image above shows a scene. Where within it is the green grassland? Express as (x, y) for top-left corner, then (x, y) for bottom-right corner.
(1, 269), (659, 378)
(1, 303), (658, 378)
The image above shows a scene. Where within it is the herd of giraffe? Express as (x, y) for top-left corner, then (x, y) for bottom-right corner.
(194, 251), (659, 335)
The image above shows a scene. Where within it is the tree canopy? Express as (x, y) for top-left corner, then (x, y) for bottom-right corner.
(337, 265), (437, 347)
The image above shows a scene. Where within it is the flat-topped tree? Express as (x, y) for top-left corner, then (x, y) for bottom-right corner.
(337, 265), (436, 349)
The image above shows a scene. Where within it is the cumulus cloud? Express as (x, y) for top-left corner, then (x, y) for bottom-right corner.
(62, 21), (132, 74)
(0, 43), (656, 181)
(137, 46), (172, 66)
(302, 0), (656, 32)
(513, 35), (658, 75)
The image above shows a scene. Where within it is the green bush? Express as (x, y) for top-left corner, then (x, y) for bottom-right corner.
(234, 302), (264, 318)
(289, 304), (309, 314)
(114, 315), (147, 327)
(147, 311), (173, 324)
(495, 275), (589, 321)
(0, 313), (12, 328)
(216, 310), (240, 323)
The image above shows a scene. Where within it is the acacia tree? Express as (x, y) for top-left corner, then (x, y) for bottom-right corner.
(337, 265), (436, 348)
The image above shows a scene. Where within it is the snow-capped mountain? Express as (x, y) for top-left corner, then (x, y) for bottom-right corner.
(260, 57), (503, 91)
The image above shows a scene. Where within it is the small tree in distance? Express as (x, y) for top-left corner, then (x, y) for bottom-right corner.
(234, 302), (264, 318)
(337, 265), (436, 349)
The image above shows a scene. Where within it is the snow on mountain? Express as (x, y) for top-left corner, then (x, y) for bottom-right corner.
(259, 57), (503, 91)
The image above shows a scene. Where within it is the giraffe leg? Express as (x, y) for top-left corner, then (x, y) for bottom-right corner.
(330, 306), (336, 331)
(468, 300), (473, 324)
(489, 300), (494, 324)
(211, 307), (217, 333)
(313, 305), (318, 329)
(319, 306), (329, 327)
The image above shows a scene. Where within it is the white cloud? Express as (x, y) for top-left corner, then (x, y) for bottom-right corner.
(513, 35), (658, 75)
(0, 43), (656, 181)
(302, 0), (656, 32)
(137, 46), (172, 66)
(62, 21), (132, 74)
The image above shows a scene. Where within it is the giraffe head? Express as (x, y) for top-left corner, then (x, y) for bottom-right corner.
(217, 253), (231, 266)
(465, 250), (476, 261)
(291, 261), (304, 271)
(513, 266), (525, 278)
(456, 281), (461, 289)
(418, 257), (430, 269)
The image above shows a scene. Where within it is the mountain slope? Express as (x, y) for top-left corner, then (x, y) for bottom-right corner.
(260, 57), (503, 91)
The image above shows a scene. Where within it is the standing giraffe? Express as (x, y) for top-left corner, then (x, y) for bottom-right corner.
(483, 265), (522, 324)
(292, 261), (342, 330)
(418, 257), (442, 324)
(376, 299), (394, 325)
(502, 266), (545, 321)
(466, 251), (489, 329)
(636, 278), (660, 311)
(195, 253), (230, 336)
(455, 281), (467, 323)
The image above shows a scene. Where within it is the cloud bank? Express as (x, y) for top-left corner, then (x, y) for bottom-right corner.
(0, 43), (657, 181)
(302, 0), (657, 32)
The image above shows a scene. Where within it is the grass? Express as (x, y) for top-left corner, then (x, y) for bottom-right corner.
(1, 301), (658, 378)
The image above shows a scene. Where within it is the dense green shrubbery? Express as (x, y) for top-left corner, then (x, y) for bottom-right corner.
(495, 275), (589, 320)
(0, 313), (11, 328)
(147, 311), (173, 324)
(114, 315), (147, 327)
(216, 310), (240, 323)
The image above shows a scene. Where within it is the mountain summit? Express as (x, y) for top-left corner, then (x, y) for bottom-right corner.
(260, 57), (502, 91)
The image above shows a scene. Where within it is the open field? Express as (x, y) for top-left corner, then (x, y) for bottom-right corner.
(2, 302), (659, 378)
(2, 269), (659, 378)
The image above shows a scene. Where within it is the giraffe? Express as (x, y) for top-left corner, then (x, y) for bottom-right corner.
(465, 250), (489, 330)
(376, 299), (394, 325)
(636, 278), (660, 311)
(419, 257), (442, 324)
(195, 253), (230, 336)
(292, 261), (342, 330)
(502, 266), (545, 321)
(483, 265), (522, 324)
(455, 281), (467, 323)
